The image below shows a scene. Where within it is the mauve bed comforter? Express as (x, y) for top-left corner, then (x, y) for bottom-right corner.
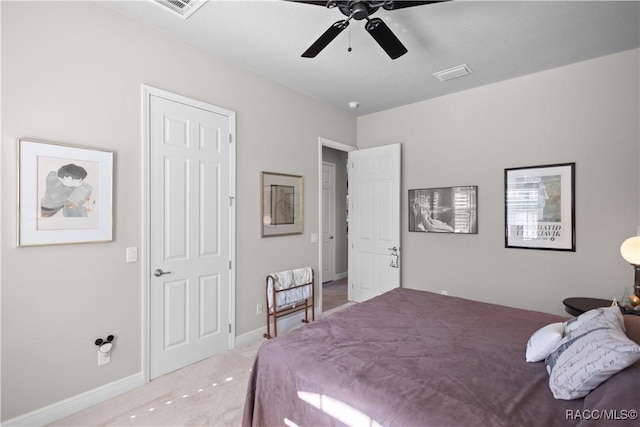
(243, 288), (640, 427)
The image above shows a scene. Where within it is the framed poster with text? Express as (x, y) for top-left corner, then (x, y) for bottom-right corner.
(505, 163), (575, 251)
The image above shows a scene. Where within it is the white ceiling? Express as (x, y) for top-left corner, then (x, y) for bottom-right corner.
(101, 0), (640, 116)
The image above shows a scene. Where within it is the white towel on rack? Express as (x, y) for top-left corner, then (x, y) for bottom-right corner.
(293, 267), (312, 287)
(267, 267), (313, 312)
(273, 270), (294, 290)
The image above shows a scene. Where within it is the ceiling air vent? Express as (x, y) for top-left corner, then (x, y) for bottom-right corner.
(152, 0), (208, 19)
(433, 64), (473, 82)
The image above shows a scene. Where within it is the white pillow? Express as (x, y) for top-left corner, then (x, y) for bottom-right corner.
(526, 322), (564, 362)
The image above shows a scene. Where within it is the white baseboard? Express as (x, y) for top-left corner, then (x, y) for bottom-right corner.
(2, 372), (143, 427)
(234, 307), (321, 348)
(334, 271), (347, 280)
(4, 309), (324, 426)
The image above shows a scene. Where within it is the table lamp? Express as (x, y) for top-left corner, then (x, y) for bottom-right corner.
(620, 236), (640, 298)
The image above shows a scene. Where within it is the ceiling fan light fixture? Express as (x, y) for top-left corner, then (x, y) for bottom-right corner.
(433, 64), (473, 82)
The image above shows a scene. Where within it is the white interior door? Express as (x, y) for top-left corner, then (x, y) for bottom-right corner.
(149, 94), (232, 379)
(348, 143), (401, 303)
(322, 162), (336, 282)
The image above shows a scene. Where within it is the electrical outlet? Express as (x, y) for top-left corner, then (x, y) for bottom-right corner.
(98, 350), (111, 366)
(256, 303), (263, 315)
(441, 290), (448, 296)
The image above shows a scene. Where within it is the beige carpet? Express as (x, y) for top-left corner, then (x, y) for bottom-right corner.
(322, 277), (348, 311)
(50, 304), (355, 427)
(50, 342), (260, 427)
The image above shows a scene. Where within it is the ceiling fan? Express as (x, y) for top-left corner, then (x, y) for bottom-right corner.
(293, 1), (445, 59)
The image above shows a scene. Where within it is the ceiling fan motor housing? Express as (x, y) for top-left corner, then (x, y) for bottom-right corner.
(339, 2), (380, 20)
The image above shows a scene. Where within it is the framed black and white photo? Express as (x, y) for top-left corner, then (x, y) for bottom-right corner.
(505, 162), (575, 251)
(409, 186), (478, 234)
(261, 171), (303, 237)
(18, 138), (114, 246)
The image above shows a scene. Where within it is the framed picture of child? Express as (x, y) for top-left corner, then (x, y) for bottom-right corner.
(18, 138), (114, 246)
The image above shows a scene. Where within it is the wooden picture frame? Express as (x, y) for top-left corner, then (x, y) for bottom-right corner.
(261, 171), (303, 237)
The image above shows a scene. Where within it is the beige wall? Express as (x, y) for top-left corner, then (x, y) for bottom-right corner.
(0, 1), (356, 420)
(357, 49), (640, 316)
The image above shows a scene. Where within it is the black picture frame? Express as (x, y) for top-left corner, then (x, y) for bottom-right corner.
(408, 186), (478, 234)
(504, 162), (575, 251)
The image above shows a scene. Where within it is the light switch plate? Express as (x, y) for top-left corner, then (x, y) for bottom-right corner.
(126, 247), (138, 263)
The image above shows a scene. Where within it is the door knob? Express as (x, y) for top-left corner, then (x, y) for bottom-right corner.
(153, 269), (172, 277)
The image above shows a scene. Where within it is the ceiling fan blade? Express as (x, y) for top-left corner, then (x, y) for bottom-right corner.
(287, 0), (333, 5)
(365, 17), (407, 59)
(383, 1), (448, 10)
(302, 20), (349, 58)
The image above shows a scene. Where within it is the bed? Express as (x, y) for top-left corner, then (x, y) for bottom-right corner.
(242, 288), (640, 427)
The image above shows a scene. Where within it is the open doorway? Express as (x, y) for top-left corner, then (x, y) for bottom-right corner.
(319, 138), (354, 313)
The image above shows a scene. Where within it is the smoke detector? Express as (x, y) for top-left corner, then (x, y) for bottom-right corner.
(152, 0), (208, 19)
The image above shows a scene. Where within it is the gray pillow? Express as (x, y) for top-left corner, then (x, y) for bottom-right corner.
(563, 305), (625, 335)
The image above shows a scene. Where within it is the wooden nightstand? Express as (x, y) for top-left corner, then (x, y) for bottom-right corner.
(562, 297), (612, 317)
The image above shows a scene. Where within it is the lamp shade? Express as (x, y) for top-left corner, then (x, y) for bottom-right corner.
(621, 236), (640, 265)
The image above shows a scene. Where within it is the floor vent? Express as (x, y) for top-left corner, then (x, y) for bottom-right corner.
(153, 0), (208, 19)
